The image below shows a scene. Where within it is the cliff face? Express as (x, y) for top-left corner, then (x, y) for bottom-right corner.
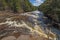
(0, 0), (37, 13)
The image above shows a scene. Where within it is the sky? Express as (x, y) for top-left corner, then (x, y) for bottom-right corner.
(29, 0), (45, 6)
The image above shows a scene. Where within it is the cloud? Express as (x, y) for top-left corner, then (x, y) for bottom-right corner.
(32, 0), (44, 6)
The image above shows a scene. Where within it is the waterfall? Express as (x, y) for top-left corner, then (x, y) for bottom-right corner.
(0, 10), (60, 40)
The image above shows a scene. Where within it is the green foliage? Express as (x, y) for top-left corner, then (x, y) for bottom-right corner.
(38, 0), (60, 20)
(38, 0), (60, 13)
(0, 0), (37, 12)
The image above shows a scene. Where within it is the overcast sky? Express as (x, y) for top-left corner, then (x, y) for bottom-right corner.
(29, 0), (44, 6)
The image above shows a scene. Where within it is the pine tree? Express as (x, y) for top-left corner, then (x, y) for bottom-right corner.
(0, 0), (37, 12)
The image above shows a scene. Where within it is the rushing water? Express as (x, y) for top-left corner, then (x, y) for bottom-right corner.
(36, 11), (60, 40)
(0, 10), (60, 40)
(31, 10), (60, 40)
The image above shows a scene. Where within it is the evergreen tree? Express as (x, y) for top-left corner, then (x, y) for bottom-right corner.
(0, 0), (37, 12)
(38, 0), (60, 20)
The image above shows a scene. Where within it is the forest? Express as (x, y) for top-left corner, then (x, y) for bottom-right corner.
(38, 0), (60, 30)
(38, 0), (60, 21)
(0, 0), (37, 13)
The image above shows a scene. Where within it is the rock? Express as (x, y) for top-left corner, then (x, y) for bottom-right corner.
(17, 35), (31, 40)
(1, 36), (16, 40)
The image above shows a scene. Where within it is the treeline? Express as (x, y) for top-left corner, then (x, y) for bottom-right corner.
(0, 0), (37, 13)
(38, 0), (60, 21)
(38, 0), (60, 30)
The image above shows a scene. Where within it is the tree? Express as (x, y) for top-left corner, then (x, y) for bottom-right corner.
(0, 0), (37, 13)
(38, 0), (60, 30)
(38, 0), (60, 21)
